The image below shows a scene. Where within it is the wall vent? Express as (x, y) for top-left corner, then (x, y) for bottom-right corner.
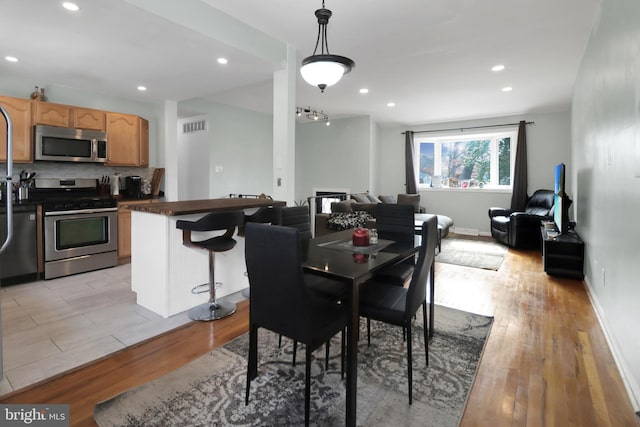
(182, 120), (207, 134)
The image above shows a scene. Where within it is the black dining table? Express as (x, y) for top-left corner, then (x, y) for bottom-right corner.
(301, 229), (421, 426)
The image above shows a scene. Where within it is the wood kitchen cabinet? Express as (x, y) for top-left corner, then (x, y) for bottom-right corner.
(71, 107), (105, 131)
(106, 113), (149, 166)
(32, 101), (71, 128)
(33, 101), (105, 131)
(0, 96), (33, 163)
(1, 94), (148, 166)
(139, 117), (149, 167)
(118, 199), (157, 262)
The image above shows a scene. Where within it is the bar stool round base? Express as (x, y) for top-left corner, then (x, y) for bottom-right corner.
(188, 300), (237, 321)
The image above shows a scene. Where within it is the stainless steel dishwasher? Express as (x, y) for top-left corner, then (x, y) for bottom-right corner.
(0, 203), (38, 285)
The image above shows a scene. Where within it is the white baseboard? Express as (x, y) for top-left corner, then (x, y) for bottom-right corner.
(452, 227), (479, 236)
(583, 275), (640, 412)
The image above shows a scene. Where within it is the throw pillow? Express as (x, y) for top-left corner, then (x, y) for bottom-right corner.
(351, 193), (370, 203)
(352, 203), (378, 217)
(397, 193), (421, 213)
(327, 211), (374, 231)
(367, 194), (382, 203)
(378, 194), (397, 204)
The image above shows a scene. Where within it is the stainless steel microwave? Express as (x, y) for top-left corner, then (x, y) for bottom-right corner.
(35, 125), (108, 163)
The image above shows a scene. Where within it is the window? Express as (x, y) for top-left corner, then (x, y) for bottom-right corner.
(414, 129), (517, 190)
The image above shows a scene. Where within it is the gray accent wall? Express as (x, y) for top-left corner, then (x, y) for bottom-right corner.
(296, 116), (373, 201)
(572, 0), (640, 410)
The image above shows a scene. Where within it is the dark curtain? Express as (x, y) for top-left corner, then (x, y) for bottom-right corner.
(405, 131), (417, 194)
(510, 120), (528, 210)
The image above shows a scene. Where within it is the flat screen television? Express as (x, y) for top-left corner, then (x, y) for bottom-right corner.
(553, 163), (569, 234)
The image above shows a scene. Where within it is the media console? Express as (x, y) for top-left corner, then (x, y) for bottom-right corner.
(541, 227), (584, 280)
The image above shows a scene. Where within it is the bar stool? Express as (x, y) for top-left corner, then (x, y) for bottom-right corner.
(176, 210), (245, 321)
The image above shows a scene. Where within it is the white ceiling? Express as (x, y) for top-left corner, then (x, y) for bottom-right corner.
(0, 0), (601, 127)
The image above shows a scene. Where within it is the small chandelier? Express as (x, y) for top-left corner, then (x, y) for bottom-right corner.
(296, 106), (331, 126)
(300, 1), (355, 93)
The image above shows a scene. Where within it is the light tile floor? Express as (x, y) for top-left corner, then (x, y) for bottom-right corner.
(0, 264), (242, 396)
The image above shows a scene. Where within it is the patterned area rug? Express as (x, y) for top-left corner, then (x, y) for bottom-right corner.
(94, 305), (492, 426)
(436, 235), (507, 270)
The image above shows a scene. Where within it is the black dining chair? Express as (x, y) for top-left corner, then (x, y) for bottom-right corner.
(239, 206), (275, 299)
(372, 203), (417, 286)
(359, 214), (438, 404)
(244, 223), (349, 426)
(274, 205), (313, 240)
(273, 205), (349, 361)
(274, 205), (348, 302)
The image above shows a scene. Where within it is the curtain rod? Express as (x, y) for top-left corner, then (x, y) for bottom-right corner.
(401, 121), (534, 135)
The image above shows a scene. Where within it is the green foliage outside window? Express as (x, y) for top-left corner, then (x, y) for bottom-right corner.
(416, 132), (515, 189)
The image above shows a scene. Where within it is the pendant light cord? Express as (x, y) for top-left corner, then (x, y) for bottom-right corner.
(312, 2), (330, 55)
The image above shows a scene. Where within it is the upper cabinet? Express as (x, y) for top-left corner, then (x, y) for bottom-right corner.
(0, 96), (33, 163)
(1, 96), (148, 166)
(106, 113), (149, 167)
(33, 101), (105, 131)
(72, 107), (106, 131)
(139, 117), (149, 167)
(32, 102), (71, 128)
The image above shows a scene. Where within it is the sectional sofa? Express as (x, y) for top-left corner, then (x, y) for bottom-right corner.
(313, 193), (454, 242)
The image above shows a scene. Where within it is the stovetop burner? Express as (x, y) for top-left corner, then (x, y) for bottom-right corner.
(43, 197), (117, 212)
(31, 177), (117, 212)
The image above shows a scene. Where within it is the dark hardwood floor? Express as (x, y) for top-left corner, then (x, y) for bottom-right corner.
(1, 244), (638, 426)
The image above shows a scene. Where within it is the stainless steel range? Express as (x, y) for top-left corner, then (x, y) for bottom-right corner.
(31, 178), (118, 279)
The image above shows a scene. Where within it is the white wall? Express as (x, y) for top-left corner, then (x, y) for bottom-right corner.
(177, 98), (273, 198)
(572, 0), (640, 410)
(296, 115), (373, 201)
(376, 111), (572, 234)
(177, 115), (210, 200)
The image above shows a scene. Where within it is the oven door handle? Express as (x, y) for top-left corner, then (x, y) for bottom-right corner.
(1, 105), (13, 255)
(45, 207), (118, 216)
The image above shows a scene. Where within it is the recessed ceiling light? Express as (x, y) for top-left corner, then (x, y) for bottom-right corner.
(137, 86), (147, 91)
(502, 86), (513, 92)
(359, 88), (369, 94)
(62, 2), (80, 11)
(217, 57), (228, 65)
(387, 102), (396, 107)
(5, 56), (18, 63)
(491, 65), (505, 72)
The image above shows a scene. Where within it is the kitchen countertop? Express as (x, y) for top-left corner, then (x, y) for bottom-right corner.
(116, 196), (164, 205)
(127, 197), (286, 216)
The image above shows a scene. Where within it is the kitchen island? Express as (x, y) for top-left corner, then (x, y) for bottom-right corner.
(129, 197), (286, 318)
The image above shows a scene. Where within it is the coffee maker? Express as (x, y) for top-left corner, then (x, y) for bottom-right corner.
(125, 176), (143, 198)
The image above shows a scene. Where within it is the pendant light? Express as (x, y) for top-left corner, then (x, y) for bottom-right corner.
(300, 1), (355, 93)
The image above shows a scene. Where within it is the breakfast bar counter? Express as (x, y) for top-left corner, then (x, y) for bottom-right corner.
(129, 197), (285, 317)
(128, 197), (285, 216)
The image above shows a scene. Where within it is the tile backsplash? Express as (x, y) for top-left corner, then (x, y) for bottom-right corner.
(4, 162), (156, 191)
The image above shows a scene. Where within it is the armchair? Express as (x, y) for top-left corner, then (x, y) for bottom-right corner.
(488, 189), (554, 249)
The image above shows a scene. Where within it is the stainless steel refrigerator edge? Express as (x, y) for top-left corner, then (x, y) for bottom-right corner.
(1, 104), (16, 380)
